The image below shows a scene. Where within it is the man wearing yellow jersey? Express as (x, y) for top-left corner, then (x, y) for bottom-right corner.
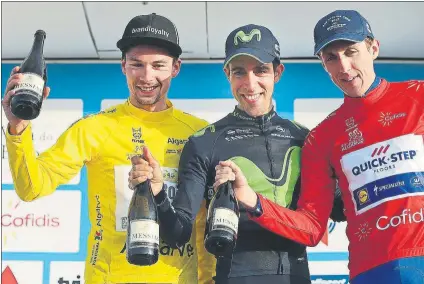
(2, 13), (214, 284)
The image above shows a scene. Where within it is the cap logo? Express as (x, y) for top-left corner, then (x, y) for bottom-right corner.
(234, 29), (261, 45)
(132, 26), (170, 38)
(322, 15), (351, 31)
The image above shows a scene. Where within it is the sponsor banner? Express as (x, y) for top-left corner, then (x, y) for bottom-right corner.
(352, 172), (424, 213)
(311, 276), (350, 284)
(341, 134), (424, 215)
(376, 207), (424, 231)
(293, 98), (343, 129)
(2, 190), (81, 253)
(1, 99), (83, 185)
(1, 261), (43, 284)
(49, 261), (85, 284)
(309, 261), (350, 283)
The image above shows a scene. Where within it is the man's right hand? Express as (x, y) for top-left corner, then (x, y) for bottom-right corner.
(1, 66), (51, 135)
(128, 146), (164, 196)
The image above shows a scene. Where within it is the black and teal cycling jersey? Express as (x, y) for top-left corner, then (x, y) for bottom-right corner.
(156, 106), (345, 280)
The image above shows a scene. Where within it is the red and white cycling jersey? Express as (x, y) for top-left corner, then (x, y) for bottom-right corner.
(251, 79), (424, 278)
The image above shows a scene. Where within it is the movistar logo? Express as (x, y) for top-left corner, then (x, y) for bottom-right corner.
(230, 146), (301, 207)
(234, 29), (261, 45)
(193, 124), (215, 137)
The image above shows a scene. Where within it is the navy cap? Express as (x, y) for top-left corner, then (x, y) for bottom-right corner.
(224, 24), (280, 68)
(117, 13), (182, 57)
(314, 10), (374, 55)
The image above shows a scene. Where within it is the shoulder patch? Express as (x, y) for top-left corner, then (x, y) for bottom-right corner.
(193, 124), (215, 137)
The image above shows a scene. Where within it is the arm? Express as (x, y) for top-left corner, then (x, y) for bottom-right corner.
(330, 185), (346, 222)
(5, 119), (97, 201)
(196, 200), (216, 284)
(249, 132), (336, 246)
(156, 137), (210, 248)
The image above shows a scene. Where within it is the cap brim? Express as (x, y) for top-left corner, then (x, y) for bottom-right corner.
(223, 47), (276, 68)
(314, 33), (367, 55)
(117, 37), (182, 57)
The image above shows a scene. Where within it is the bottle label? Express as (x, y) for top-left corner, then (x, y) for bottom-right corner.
(14, 73), (44, 98)
(129, 220), (159, 248)
(212, 207), (239, 234)
(114, 165), (179, 232)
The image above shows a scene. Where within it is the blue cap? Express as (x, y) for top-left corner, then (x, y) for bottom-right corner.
(314, 10), (374, 55)
(224, 24), (280, 68)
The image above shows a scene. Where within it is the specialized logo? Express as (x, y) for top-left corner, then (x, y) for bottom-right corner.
(230, 146), (301, 207)
(234, 29), (261, 45)
(378, 112), (406, 127)
(355, 222), (372, 241)
(373, 180), (405, 196)
(376, 208), (424, 231)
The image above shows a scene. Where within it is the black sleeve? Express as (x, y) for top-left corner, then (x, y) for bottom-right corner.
(330, 184), (346, 222)
(157, 136), (211, 248)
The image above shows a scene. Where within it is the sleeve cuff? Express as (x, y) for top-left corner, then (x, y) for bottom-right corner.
(246, 193), (264, 218)
(155, 186), (171, 212)
(5, 123), (32, 143)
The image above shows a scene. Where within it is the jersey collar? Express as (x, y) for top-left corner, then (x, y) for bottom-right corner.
(231, 106), (276, 125)
(124, 99), (175, 122)
(343, 78), (389, 108)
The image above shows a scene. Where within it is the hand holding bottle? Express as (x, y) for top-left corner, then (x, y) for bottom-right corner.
(214, 160), (258, 209)
(2, 66), (50, 135)
(205, 181), (240, 257)
(128, 146), (164, 196)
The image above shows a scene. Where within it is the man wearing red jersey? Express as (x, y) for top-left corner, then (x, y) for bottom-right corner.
(213, 9), (424, 284)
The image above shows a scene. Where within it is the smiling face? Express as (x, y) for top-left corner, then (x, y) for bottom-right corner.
(121, 45), (181, 111)
(319, 38), (379, 98)
(224, 55), (284, 117)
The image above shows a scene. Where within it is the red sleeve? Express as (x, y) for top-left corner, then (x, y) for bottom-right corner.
(249, 129), (336, 246)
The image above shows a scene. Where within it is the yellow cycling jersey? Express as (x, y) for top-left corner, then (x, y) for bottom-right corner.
(5, 99), (215, 284)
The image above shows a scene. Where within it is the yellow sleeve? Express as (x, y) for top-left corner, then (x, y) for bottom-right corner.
(196, 200), (216, 284)
(5, 118), (101, 201)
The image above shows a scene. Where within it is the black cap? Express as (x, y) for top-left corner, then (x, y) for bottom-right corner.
(224, 24), (280, 68)
(117, 13), (182, 57)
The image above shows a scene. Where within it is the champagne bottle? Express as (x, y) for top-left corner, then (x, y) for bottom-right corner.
(126, 179), (159, 266)
(204, 181), (240, 257)
(11, 30), (47, 120)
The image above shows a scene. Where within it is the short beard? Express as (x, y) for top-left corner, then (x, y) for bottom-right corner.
(135, 94), (162, 106)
